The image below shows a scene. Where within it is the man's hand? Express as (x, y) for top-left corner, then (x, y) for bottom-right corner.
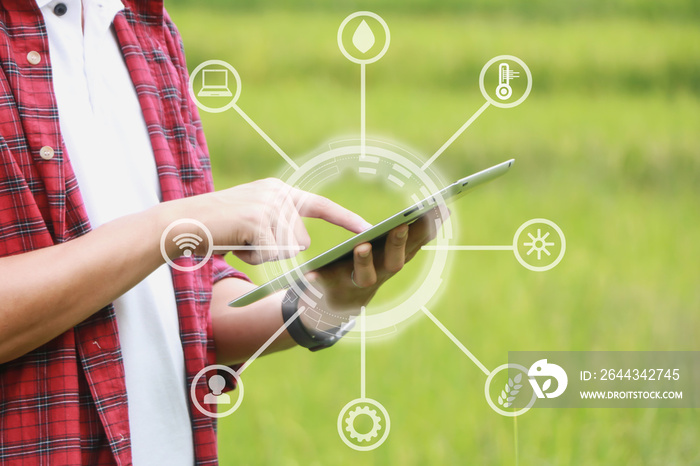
(159, 178), (371, 264)
(302, 209), (446, 318)
(210, 207), (447, 364)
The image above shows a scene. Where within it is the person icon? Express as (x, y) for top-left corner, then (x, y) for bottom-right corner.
(203, 374), (231, 405)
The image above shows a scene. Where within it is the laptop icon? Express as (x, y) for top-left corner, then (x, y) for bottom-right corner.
(198, 69), (233, 97)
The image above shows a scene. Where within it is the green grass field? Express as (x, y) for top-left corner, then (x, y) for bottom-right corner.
(168, 3), (700, 464)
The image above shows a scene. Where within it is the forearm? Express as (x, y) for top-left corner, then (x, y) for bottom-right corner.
(0, 206), (169, 363)
(0, 177), (375, 365)
(210, 278), (297, 365)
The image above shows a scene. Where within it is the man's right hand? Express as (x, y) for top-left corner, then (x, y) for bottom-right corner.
(159, 178), (372, 265)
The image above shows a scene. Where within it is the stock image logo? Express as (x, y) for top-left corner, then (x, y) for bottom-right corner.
(528, 359), (568, 399)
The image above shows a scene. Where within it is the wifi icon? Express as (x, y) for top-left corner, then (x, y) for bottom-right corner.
(173, 233), (203, 258)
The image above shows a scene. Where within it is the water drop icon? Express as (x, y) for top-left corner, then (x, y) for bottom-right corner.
(352, 20), (375, 54)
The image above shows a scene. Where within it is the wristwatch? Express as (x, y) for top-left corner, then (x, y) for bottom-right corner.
(281, 284), (355, 352)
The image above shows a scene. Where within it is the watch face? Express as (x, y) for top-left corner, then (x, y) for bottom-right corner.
(283, 287), (335, 350)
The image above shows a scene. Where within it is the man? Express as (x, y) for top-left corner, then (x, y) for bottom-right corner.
(0, 1), (433, 465)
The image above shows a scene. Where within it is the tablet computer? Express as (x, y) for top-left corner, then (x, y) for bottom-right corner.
(228, 158), (514, 307)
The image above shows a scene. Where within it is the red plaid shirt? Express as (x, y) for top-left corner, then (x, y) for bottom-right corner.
(0, 1), (245, 464)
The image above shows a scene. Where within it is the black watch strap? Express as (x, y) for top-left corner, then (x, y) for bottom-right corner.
(281, 285), (355, 352)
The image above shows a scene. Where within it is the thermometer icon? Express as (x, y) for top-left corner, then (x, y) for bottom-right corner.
(496, 62), (520, 100)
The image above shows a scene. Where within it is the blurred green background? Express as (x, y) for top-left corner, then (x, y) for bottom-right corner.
(167, 0), (699, 464)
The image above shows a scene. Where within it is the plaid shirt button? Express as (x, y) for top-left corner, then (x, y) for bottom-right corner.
(39, 146), (55, 160)
(27, 51), (42, 65)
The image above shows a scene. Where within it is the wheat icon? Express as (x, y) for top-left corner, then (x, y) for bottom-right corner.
(497, 373), (523, 408)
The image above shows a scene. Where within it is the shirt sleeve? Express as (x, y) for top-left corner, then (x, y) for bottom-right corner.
(210, 254), (251, 284)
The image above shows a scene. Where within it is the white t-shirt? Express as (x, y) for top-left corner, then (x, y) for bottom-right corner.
(36, 0), (195, 464)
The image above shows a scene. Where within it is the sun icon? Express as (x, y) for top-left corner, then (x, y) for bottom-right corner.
(523, 228), (555, 260)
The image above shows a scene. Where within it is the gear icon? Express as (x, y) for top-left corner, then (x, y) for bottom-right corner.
(345, 405), (382, 442)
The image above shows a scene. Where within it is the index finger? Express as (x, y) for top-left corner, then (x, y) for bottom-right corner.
(292, 188), (372, 234)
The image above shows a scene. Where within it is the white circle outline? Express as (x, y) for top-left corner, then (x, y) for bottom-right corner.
(484, 363), (537, 417)
(512, 218), (566, 272)
(270, 142), (452, 334)
(479, 55), (532, 109)
(337, 12), (391, 65)
(188, 59), (242, 114)
(337, 397), (391, 451)
(160, 218), (214, 272)
(190, 364), (244, 419)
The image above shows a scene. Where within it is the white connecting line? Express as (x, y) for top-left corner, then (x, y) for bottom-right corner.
(359, 307), (367, 398)
(214, 245), (306, 252)
(421, 101), (491, 170)
(421, 307), (491, 377)
(359, 63), (371, 161)
(360, 63), (367, 160)
(236, 305), (306, 377)
(420, 245), (511, 376)
(422, 245), (512, 251)
(232, 103), (300, 171)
